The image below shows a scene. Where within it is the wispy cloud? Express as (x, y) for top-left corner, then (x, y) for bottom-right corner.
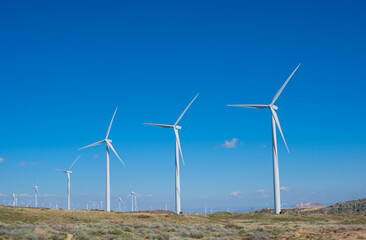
(18, 194), (32, 197)
(39, 194), (57, 197)
(94, 154), (99, 159)
(257, 189), (270, 198)
(0, 158), (4, 163)
(19, 161), (42, 167)
(256, 189), (265, 194)
(280, 186), (291, 192)
(0, 193), (32, 197)
(221, 138), (239, 149)
(230, 191), (242, 197)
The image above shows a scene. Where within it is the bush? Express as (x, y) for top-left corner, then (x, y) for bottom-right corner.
(153, 232), (170, 240)
(110, 229), (123, 235)
(73, 230), (90, 240)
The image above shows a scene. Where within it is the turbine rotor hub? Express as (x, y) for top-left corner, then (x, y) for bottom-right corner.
(271, 105), (278, 110)
(175, 125), (182, 130)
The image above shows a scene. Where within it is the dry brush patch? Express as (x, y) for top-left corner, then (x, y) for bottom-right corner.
(0, 206), (365, 239)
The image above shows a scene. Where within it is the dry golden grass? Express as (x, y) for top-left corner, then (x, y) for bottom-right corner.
(0, 206), (365, 239)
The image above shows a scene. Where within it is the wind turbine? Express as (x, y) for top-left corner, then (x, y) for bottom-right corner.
(127, 186), (140, 212)
(55, 155), (81, 210)
(144, 94), (199, 214)
(11, 193), (17, 207)
(228, 64), (300, 214)
(34, 186), (39, 208)
(79, 107), (125, 212)
(118, 196), (122, 212)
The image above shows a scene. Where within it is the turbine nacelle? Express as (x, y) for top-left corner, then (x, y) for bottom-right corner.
(56, 169), (72, 174)
(174, 125), (182, 130)
(271, 105), (278, 110)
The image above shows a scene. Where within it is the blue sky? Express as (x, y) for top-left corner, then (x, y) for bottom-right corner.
(0, 0), (365, 212)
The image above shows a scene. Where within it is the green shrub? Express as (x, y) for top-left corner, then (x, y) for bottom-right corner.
(153, 232), (170, 240)
(110, 228), (123, 235)
(73, 230), (90, 240)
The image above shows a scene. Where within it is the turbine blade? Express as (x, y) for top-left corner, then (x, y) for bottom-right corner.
(79, 140), (104, 150)
(174, 93), (199, 126)
(106, 107), (118, 139)
(106, 142), (125, 166)
(174, 129), (185, 166)
(270, 108), (289, 152)
(55, 169), (67, 173)
(227, 104), (268, 109)
(143, 123), (174, 129)
(271, 64), (300, 105)
(69, 155), (81, 171)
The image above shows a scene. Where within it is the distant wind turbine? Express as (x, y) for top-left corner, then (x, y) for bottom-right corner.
(34, 186), (39, 208)
(118, 197), (122, 212)
(55, 155), (81, 210)
(127, 185), (140, 212)
(11, 193), (17, 207)
(79, 107), (125, 212)
(144, 94), (199, 214)
(228, 64), (300, 214)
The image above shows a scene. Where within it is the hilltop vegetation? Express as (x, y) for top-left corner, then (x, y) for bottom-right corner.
(0, 205), (366, 239)
(255, 198), (366, 215)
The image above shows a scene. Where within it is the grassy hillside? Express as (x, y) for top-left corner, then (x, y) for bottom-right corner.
(255, 198), (366, 215)
(0, 206), (365, 239)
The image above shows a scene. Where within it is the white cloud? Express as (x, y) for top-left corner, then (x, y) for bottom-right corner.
(280, 186), (291, 192)
(230, 191), (242, 197)
(221, 138), (239, 149)
(0, 158), (4, 163)
(19, 161), (42, 167)
(0, 193), (32, 197)
(257, 189), (265, 194)
(18, 194), (32, 197)
(39, 194), (57, 197)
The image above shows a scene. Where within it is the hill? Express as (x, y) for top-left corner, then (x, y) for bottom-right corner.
(292, 201), (326, 208)
(254, 198), (366, 215)
(0, 205), (365, 239)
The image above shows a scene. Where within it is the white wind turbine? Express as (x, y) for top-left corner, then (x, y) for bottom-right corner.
(127, 186), (140, 212)
(79, 107), (125, 212)
(34, 186), (39, 208)
(118, 196), (122, 212)
(56, 155), (81, 210)
(11, 193), (17, 207)
(228, 64), (300, 214)
(144, 94), (199, 214)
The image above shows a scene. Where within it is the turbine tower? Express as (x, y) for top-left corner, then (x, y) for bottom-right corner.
(79, 107), (125, 212)
(144, 94), (199, 214)
(34, 186), (39, 208)
(228, 64), (300, 214)
(56, 155), (81, 210)
(118, 197), (122, 212)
